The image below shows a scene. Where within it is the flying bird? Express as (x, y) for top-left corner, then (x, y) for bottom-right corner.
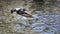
(11, 8), (33, 18)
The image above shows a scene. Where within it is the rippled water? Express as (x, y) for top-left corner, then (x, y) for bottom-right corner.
(0, 0), (60, 34)
(15, 11), (60, 34)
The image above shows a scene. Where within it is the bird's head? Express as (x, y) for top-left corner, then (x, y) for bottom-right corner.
(11, 9), (16, 13)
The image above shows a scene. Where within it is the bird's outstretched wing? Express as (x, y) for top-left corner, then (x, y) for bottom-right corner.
(21, 11), (33, 18)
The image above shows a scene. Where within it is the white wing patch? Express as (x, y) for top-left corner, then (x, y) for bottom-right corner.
(15, 8), (23, 11)
(15, 8), (20, 10)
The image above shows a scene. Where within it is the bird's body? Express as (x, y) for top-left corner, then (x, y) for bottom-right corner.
(11, 8), (33, 18)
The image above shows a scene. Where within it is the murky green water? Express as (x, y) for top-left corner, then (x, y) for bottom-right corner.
(0, 0), (60, 34)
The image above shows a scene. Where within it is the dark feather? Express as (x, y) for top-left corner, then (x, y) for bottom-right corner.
(11, 8), (33, 18)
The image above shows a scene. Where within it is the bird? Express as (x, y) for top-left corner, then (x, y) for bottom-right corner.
(11, 8), (33, 18)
